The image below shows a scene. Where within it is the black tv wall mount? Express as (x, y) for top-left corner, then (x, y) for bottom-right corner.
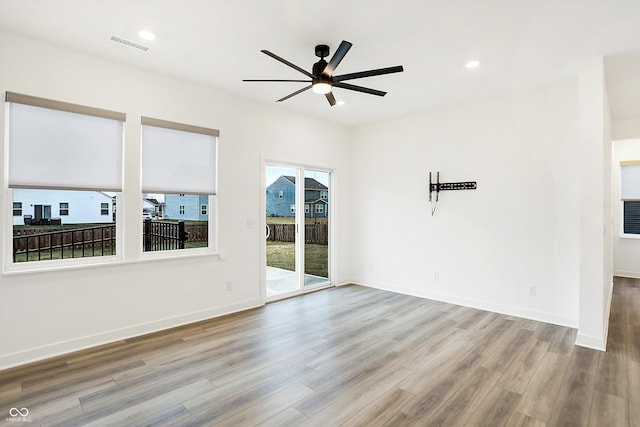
(429, 171), (477, 215)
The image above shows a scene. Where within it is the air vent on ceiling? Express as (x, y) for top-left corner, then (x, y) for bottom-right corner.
(110, 35), (149, 52)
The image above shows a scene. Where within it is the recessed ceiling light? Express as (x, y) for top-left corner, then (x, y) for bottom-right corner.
(138, 30), (156, 41)
(465, 60), (480, 69)
(336, 101), (345, 106)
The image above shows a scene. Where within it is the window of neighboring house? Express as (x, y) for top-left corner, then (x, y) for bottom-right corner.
(321, 191), (328, 199)
(315, 204), (324, 214)
(100, 203), (109, 215)
(278, 191), (284, 199)
(13, 202), (22, 216)
(290, 204), (295, 213)
(6, 92), (123, 267)
(141, 117), (217, 254)
(621, 161), (640, 236)
(305, 205), (310, 214)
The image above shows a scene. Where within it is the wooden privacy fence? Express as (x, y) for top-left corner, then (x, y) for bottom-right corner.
(13, 221), (210, 261)
(267, 223), (328, 245)
(13, 225), (116, 262)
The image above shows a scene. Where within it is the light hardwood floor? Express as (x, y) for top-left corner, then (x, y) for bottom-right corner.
(1, 277), (638, 426)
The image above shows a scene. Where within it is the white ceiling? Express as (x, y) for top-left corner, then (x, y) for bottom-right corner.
(1, 0), (639, 127)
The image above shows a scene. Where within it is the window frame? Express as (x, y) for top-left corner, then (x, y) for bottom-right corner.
(622, 200), (640, 238)
(620, 161), (640, 239)
(59, 202), (69, 216)
(4, 93), (124, 274)
(139, 117), (218, 260)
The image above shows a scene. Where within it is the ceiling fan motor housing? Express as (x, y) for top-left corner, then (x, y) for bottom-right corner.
(315, 44), (330, 58)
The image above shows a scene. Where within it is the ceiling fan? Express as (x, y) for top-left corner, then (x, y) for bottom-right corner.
(243, 40), (404, 106)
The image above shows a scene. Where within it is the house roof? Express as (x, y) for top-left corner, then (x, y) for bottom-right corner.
(305, 198), (328, 205)
(282, 176), (328, 191)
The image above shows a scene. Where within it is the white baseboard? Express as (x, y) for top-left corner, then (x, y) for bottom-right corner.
(575, 332), (607, 351)
(614, 270), (640, 279)
(0, 298), (262, 371)
(352, 277), (577, 328)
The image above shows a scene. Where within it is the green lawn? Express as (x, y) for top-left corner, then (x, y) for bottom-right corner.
(266, 241), (328, 278)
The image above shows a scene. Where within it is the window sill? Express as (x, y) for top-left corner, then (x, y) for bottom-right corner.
(620, 233), (640, 240)
(3, 249), (222, 276)
(3, 255), (124, 276)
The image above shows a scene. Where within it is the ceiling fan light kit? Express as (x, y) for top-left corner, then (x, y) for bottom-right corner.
(243, 40), (404, 106)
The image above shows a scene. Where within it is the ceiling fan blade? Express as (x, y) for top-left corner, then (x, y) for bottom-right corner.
(243, 79), (312, 82)
(322, 40), (353, 77)
(261, 50), (315, 79)
(332, 65), (404, 82)
(325, 91), (337, 106)
(332, 82), (387, 97)
(277, 85), (312, 102)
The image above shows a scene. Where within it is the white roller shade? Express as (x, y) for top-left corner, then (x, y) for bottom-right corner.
(621, 162), (640, 200)
(141, 118), (218, 195)
(7, 94), (124, 191)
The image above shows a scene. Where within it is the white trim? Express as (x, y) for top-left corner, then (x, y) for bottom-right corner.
(0, 297), (262, 371)
(614, 270), (640, 279)
(601, 278), (614, 352)
(575, 333), (607, 351)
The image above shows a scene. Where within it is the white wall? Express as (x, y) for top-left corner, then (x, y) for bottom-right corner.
(349, 82), (581, 328)
(577, 57), (613, 351)
(0, 32), (351, 369)
(613, 138), (640, 278)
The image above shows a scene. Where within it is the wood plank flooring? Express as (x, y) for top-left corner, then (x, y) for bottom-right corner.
(1, 277), (638, 426)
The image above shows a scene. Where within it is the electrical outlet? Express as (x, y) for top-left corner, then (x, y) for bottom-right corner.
(226, 281), (233, 291)
(528, 284), (536, 296)
(434, 272), (440, 281)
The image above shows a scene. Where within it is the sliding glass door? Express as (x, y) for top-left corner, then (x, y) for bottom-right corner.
(265, 164), (331, 300)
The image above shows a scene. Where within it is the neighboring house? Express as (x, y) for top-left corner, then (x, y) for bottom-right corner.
(12, 189), (114, 225)
(164, 194), (208, 221)
(266, 175), (329, 218)
(143, 198), (164, 218)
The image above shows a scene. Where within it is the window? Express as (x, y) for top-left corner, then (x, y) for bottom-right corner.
(321, 191), (328, 199)
(6, 92), (123, 266)
(623, 201), (640, 235)
(621, 161), (640, 236)
(13, 202), (22, 216)
(141, 117), (217, 254)
(305, 204), (310, 214)
(290, 204), (295, 213)
(278, 191), (284, 199)
(315, 204), (324, 214)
